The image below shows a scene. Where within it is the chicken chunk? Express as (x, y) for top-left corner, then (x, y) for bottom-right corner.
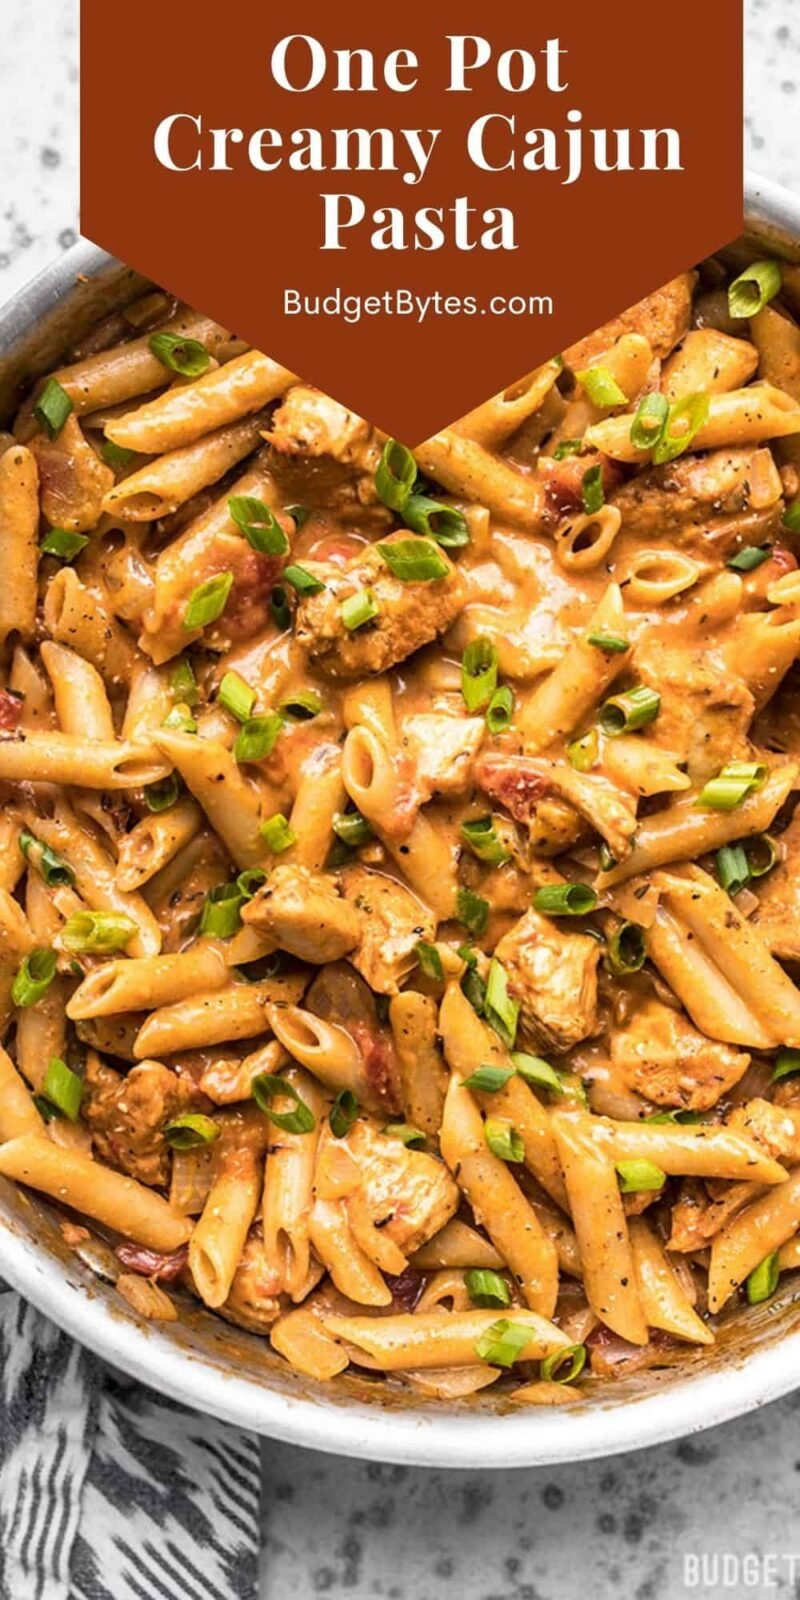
(493, 907), (601, 1053)
(727, 1097), (800, 1165)
(84, 1055), (197, 1186)
(295, 535), (467, 679)
(219, 1229), (283, 1333)
(564, 272), (695, 370)
(242, 864), (361, 963)
(31, 415), (114, 533)
(401, 713), (485, 799)
(633, 638), (754, 783)
(345, 1118), (459, 1255)
(610, 448), (782, 552)
(475, 751), (585, 856)
(339, 865), (435, 995)
(266, 384), (378, 469)
(609, 999), (750, 1110)
(751, 811), (800, 961)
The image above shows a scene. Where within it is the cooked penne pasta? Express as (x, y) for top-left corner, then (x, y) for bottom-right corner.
(106, 352), (296, 455)
(0, 1135), (192, 1249)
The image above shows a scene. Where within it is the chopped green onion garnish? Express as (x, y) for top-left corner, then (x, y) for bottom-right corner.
(533, 882), (597, 916)
(599, 685), (661, 736)
(461, 638), (498, 713)
(456, 886), (489, 939)
(200, 882), (244, 938)
(615, 1159), (665, 1193)
(144, 775), (180, 813)
(746, 834), (777, 879)
(484, 1116), (524, 1163)
(260, 813), (297, 853)
(728, 260), (782, 320)
(19, 831), (75, 887)
(576, 367), (628, 408)
(716, 843), (751, 896)
(581, 464), (605, 516)
(11, 948), (56, 1008)
(587, 632), (630, 654)
(784, 498), (800, 534)
(61, 912), (138, 954)
(170, 659), (199, 707)
(383, 1122), (426, 1148)
(149, 331), (211, 376)
(645, 1109), (702, 1124)
(474, 1318), (533, 1368)
(101, 440), (139, 470)
(162, 705), (197, 734)
(540, 1344), (587, 1385)
(486, 686), (514, 735)
(236, 869), (266, 900)
(375, 439), (417, 511)
(40, 527), (89, 562)
(696, 761), (766, 811)
(278, 690), (323, 722)
(270, 585), (291, 630)
(605, 922), (646, 976)
(460, 815), (510, 867)
(629, 392), (669, 452)
(283, 564), (325, 596)
(228, 495), (290, 556)
(484, 958), (519, 1050)
(465, 1269), (511, 1309)
(462, 1064), (516, 1093)
(567, 728), (599, 772)
(252, 1073), (316, 1133)
(341, 589), (379, 632)
(553, 439), (583, 461)
(415, 940), (443, 982)
(36, 1056), (82, 1122)
(34, 377), (73, 439)
(773, 1048), (800, 1083)
(183, 571), (233, 631)
(652, 393), (710, 466)
(377, 538), (450, 583)
(746, 1249), (781, 1305)
(332, 810), (373, 848)
(726, 545), (771, 573)
(219, 671), (256, 723)
(511, 1053), (564, 1095)
(330, 1089), (360, 1138)
(163, 1114), (220, 1149)
(285, 504), (311, 530)
(402, 495), (469, 548)
(234, 713), (283, 764)
(461, 952), (487, 1017)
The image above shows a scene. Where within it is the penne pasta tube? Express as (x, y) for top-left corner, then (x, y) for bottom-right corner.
(661, 329), (759, 400)
(322, 1309), (571, 1371)
(0, 444), (39, 644)
(585, 383), (800, 462)
(40, 640), (115, 740)
(0, 890), (35, 964)
(10, 645), (53, 730)
(410, 1220), (504, 1272)
(518, 584), (628, 753)
(43, 568), (139, 685)
(708, 1170), (800, 1312)
(102, 413), (266, 521)
(106, 352), (296, 455)
(67, 943), (228, 1020)
(0, 1135), (192, 1250)
(629, 1218), (714, 1344)
(115, 798), (203, 892)
(151, 730), (274, 868)
(120, 660), (174, 743)
(561, 1109), (786, 1184)
(646, 901), (776, 1051)
(389, 991), (449, 1137)
(453, 359), (562, 448)
(0, 733), (165, 789)
(133, 971), (304, 1057)
(262, 1068), (326, 1299)
(17, 805), (161, 959)
(309, 1196), (392, 1307)
(284, 743), (346, 871)
(0, 1045), (45, 1141)
(551, 1111), (648, 1345)
(190, 1118), (265, 1308)
(267, 1005), (386, 1114)
(415, 430), (547, 530)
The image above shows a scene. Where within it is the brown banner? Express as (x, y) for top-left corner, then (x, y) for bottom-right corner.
(81, 0), (742, 440)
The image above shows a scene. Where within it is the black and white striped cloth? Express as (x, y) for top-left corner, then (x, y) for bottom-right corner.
(0, 1283), (262, 1600)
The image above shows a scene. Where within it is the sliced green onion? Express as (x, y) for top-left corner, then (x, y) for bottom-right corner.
(599, 686), (661, 736)
(330, 1089), (360, 1138)
(461, 954), (487, 1017)
(462, 1064), (515, 1093)
(415, 941), (443, 982)
(696, 761), (766, 812)
(746, 1249), (780, 1305)
(11, 948), (56, 1008)
(576, 367), (628, 408)
(36, 1056), (82, 1122)
(332, 810), (373, 849)
(726, 545), (771, 573)
(629, 392), (669, 452)
(784, 498), (800, 534)
(19, 831), (75, 887)
(375, 439), (417, 511)
(533, 882), (597, 917)
(285, 504), (311, 530)
(143, 775), (179, 813)
(581, 464), (605, 515)
(553, 439), (583, 461)
(456, 886), (489, 939)
(183, 571), (233, 631)
(460, 815), (511, 868)
(270, 585), (291, 630)
(511, 1053), (564, 1095)
(101, 440), (139, 470)
(486, 686), (514, 735)
(162, 705), (197, 734)
(219, 671), (256, 723)
(402, 495), (469, 548)
(252, 1073), (316, 1133)
(278, 690), (322, 722)
(645, 1109), (702, 1124)
(598, 843), (616, 873)
(170, 659), (199, 707)
(484, 1117), (524, 1163)
(383, 1122), (426, 1148)
(773, 1048), (800, 1083)
(616, 1158), (665, 1193)
(652, 393), (710, 466)
(716, 843), (751, 895)
(465, 1269), (511, 1309)
(200, 882), (243, 938)
(728, 260), (782, 319)
(341, 589), (379, 631)
(236, 869), (266, 900)
(149, 331), (211, 376)
(567, 728), (599, 772)
(61, 912), (137, 954)
(540, 1344), (587, 1385)
(163, 1114), (220, 1148)
(377, 538), (450, 583)
(234, 713), (283, 764)
(260, 813), (297, 853)
(605, 922), (646, 976)
(283, 563), (325, 596)
(228, 495), (290, 556)
(746, 834), (778, 878)
(484, 959), (519, 1050)
(40, 527), (89, 562)
(34, 377), (73, 439)
(461, 638), (499, 713)
(474, 1317), (533, 1368)
(587, 633), (630, 655)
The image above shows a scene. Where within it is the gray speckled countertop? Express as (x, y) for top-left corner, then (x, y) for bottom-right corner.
(2, 4), (800, 1597)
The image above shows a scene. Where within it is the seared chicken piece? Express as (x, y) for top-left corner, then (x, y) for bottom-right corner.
(339, 865), (435, 995)
(266, 384), (378, 470)
(633, 638), (754, 784)
(295, 534), (467, 679)
(30, 414), (114, 533)
(401, 712), (485, 799)
(610, 999), (750, 1111)
(345, 1118), (459, 1255)
(242, 864), (361, 963)
(219, 1229), (284, 1333)
(610, 448), (782, 552)
(494, 907), (601, 1053)
(564, 272), (695, 369)
(84, 1055), (197, 1187)
(727, 1097), (800, 1165)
